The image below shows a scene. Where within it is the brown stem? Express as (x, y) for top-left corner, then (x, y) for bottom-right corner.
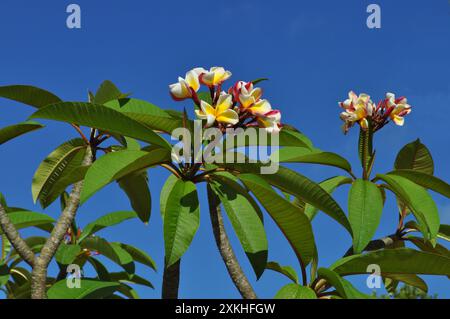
(207, 185), (257, 299)
(161, 259), (180, 299)
(31, 146), (93, 299)
(0, 205), (35, 267)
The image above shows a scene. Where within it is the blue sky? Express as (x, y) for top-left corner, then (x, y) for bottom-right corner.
(0, 0), (449, 298)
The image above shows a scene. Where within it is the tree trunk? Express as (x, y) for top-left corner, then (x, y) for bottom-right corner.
(31, 147), (93, 299)
(162, 259), (180, 299)
(207, 185), (257, 299)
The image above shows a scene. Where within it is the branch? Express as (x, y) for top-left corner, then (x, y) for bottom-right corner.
(343, 234), (398, 257)
(0, 204), (35, 266)
(31, 146), (93, 299)
(207, 184), (257, 299)
(161, 259), (181, 299)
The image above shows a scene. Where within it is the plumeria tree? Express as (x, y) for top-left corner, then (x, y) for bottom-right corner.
(0, 68), (448, 299)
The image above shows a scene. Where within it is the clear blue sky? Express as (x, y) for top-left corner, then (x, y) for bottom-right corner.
(0, 0), (449, 298)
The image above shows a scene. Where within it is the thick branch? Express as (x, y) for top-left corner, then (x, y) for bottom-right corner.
(0, 204), (35, 266)
(31, 146), (93, 299)
(343, 234), (398, 257)
(207, 185), (257, 299)
(161, 259), (180, 299)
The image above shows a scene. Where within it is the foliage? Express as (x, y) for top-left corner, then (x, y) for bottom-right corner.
(0, 75), (448, 299)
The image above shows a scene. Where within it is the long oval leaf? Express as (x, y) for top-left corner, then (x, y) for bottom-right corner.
(348, 179), (384, 254)
(163, 180), (200, 266)
(330, 248), (450, 276)
(0, 212), (55, 235)
(210, 175), (268, 279)
(47, 279), (119, 299)
(118, 172), (151, 224)
(0, 121), (44, 145)
(388, 169), (450, 198)
(32, 138), (87, 204)
(377, 174), (439, 241)
(30, 102), (171, 149)
(239, 174), (316, 266)
(80, 149), (170, 203)
(0, 85), (62, 108)
(394, 139), (434, 174)
(274, 284), (316, 299)
(273, 147), (352, 173)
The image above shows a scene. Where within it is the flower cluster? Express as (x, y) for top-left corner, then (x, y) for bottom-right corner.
(339, 91), (412, 134)
(169, 67), (282, 133)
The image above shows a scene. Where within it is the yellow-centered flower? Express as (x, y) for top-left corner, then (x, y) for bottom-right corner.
(199, 67), (232, 86)
(339, 91), (374, 130)
(257, 110), (281, 134)
(169, 67), (205, 100)
(195, 93), (239, 127)
(385, 92), (412, 126)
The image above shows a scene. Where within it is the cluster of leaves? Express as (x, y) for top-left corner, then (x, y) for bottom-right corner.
(0, 79), (449, 299)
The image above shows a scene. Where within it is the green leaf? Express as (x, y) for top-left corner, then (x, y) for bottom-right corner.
(47, 279), (120, 299)
(274, 284), (316, 299)
(330, 248), (450, 276)
(224, 129), (313, 150)
(105, 98), (181, 133)
(40, 165), (90, 208)
(0, 85), (62, 108)
(94, 80), (125, 105)
(221, 163), (351, 234)
(79, 211), (138, 241)
(239, 174), (316, 266)
(377, 174), (439, 241)
(30, 102), (171, 149)
(87, 257), (110, 281)
(80, 237), (134, 274)
(55, 244), (82, 265)
(394, 139), (434, 174)
(32, 138), (87, 205)
(0, 121), (44, 145)
(210, 176), (268, 279)
(118, 172), (151, 224)
(387, 170), (450, 198)
(383, 274), (428, 293)
(304, 176), (352, 220)
(266, 261), (298, 284)
(80, 149), (170, 203)
(348, 179), (384, 254)
(163, 180), (200, 266)
(406, 236), (450, 258)
(119, 243), (157, 271)
(317, 268), (370, 299)
(273, 147), (352, 173)
(109, 272), (154, 289)
(160, 175), (179, 219)
(0, 212), (55, 235)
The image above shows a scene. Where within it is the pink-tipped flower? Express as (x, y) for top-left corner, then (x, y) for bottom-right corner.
(231, 81), (263, 109)
(384, 93), (412, 126)
(199, 67), (232, 87)
(257, 110), (282, 134)
(339, 91), (375, 133)
(169, 67), (205, 101)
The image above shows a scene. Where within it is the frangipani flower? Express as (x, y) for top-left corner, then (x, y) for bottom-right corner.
(247, 99), (272, 116)
(232, 81), (263, 109)
(257, 110), (282, 134)
(195, 93), (239, 127)
(169, 67), (206, 100)
(385, 93), (412, 126)
(199, 67), (232, 86)
(339, 91), (375, 132)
